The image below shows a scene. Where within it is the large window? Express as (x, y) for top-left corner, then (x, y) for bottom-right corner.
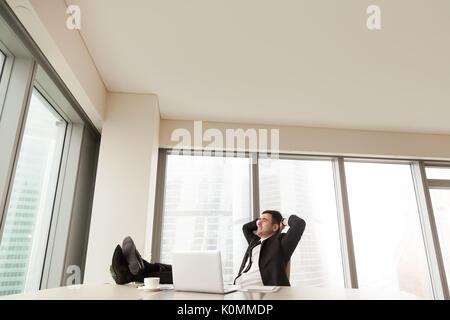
(345, 162), (433, 299)
(259, 158), (344, 288)
(156, 152), (450, 299)
(0, 89), (66, 295)
(159, 154), (252, 283)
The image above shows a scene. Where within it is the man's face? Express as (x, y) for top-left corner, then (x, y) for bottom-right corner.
(256, 213), (279, 238)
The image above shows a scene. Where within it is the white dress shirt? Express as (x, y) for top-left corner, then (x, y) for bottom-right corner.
(235, 238), (265, 287)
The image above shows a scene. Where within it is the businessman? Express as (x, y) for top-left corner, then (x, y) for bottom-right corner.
(111, 210), (305, 287)
(234, 210), (306, 287)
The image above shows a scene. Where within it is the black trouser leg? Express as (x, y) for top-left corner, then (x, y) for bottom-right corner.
(138, 260), (173, 284)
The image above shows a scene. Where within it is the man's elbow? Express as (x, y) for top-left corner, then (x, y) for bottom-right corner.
(289, 215), (306, 233)
(288, 215), (305, 225)
(300, 219), (306, 233)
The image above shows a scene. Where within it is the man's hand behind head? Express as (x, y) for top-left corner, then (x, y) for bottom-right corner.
(279, 218), (287, 232)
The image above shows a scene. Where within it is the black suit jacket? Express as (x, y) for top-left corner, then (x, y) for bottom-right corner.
(235, 215), (306, 286)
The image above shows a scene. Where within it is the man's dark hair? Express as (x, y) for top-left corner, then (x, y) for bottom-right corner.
(262, 210), (283, 230)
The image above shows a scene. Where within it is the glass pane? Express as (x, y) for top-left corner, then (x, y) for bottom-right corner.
(429, 189), (450, 295)
(0, 89), (66, 296)
(425, 167), (450, 180)
(345, 162), (433, 299)
(160, 155), (252, 284)
(259, 158), (344, 288)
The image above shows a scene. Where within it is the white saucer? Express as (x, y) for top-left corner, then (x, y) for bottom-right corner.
(137, 285), (160, 291)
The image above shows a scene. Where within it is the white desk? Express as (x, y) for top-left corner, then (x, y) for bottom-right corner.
(1, 283), (425, 300)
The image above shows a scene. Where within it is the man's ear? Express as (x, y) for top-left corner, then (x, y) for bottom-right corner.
(273, 224), (279, 233)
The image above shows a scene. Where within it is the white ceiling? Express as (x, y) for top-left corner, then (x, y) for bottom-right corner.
(68, 0), (450, 134)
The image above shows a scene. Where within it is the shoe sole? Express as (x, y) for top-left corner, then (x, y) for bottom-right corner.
(111, 264), (125, 285)
(122, 237), (144, 275)
(111, 245), (129, 284)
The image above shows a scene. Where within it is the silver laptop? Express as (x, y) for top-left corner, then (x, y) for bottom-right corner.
(172, 250), (239, 294)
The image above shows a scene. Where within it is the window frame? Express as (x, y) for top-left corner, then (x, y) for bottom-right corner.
(151, 148), (255, 263)
(0, 41), (14, 119)
(414, 162), (450, 299)
(258, 155), (349, 288)
(1, 85), (69, 294)
(0, 15), (37, 246)
(32, 67), (96, 290)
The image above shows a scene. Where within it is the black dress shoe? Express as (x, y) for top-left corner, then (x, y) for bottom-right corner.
(111, 245), (133, 284)
(122, 236), (144, 275)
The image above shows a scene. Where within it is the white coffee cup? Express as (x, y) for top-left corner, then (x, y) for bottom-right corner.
(144, 277), (160, 289)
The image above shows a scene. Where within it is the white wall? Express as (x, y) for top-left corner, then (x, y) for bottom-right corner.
(160, 119), (450, 160)
(84, 93), (160, 284)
